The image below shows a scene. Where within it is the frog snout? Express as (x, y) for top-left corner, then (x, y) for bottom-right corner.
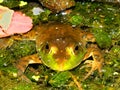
(53, 51), (70, 60)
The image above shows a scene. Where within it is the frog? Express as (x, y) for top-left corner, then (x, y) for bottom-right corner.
(13, 22), (103, 82)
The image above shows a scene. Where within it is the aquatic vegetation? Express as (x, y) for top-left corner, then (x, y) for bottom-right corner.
(0, 0), (120, 90)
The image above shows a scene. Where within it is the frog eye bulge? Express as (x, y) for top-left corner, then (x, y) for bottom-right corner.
(45, 43), (49, 50)
(74, 45), (80, 54)
(75, 45), (79, 51)
(43, 43), (50, 53)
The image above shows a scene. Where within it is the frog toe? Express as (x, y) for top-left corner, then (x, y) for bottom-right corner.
(83, 59), (103, 80)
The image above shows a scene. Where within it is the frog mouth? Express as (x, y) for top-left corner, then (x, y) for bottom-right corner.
(56, 58), (67, 71)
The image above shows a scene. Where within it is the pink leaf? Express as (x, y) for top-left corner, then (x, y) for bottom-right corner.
(0, 11), (33, 38)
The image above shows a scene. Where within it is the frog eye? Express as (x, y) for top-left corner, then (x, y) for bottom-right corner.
(45, 43), (49, 50)
(74, 45), (79, 51)
(74, 44), (82, 54)
(74, 45), (79, 54)
(43, 43), (50, 53)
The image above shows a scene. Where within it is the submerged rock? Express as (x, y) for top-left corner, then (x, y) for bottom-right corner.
(39, 0), (75, 12)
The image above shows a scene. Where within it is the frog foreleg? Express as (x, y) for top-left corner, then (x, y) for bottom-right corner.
(15, 54), (42, 82)
(16, 54), (41, 73)
(82, 45), (104, 80)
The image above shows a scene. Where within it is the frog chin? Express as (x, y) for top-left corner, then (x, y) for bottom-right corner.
(42, 55), (83, 71)
(43, 59), (67, 71)
(55, 58), (68, 71)
(43, 58), (72, 71)
(49, 58), (79, 71)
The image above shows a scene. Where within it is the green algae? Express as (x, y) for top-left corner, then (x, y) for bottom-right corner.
(93, 28), (112, 48)
(0, 73), (40, 90)
(9, 40), (36, 59)
(0, 0), (20, 8)
(49, 71), (71, 87)
(68, 14), (83, 25)
(0, 49), (13, 67)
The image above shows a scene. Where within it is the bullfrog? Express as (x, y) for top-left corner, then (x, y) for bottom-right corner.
(14, 22), (103, 81)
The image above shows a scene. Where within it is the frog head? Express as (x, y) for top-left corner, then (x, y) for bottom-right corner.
(35, 22), (87, 71)
(37, 36), (86, 71)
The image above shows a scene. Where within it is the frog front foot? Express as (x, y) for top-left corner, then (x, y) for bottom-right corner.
(82, 45), (104, 80)
(15, 54), (42, 82)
